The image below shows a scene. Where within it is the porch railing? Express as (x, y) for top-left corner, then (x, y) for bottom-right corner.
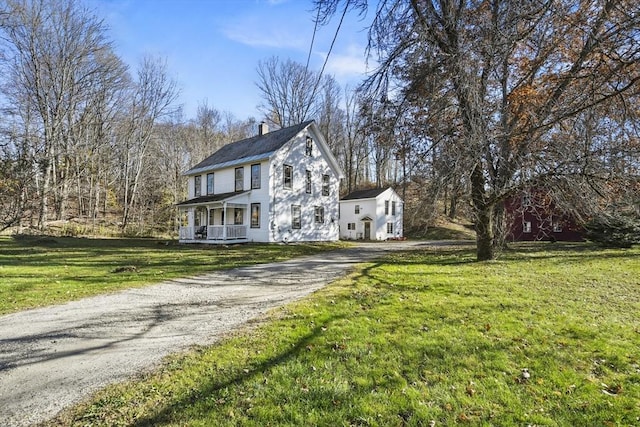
(208, 225), (247, 240)
(179, 225), (247, 240)
(179, 226), (194, 240)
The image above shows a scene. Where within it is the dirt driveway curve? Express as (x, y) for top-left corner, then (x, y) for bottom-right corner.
(0, 241), (427, 426)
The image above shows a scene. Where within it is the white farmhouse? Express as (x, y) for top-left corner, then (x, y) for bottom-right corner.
(339, 187), (404, 240)
(178, 121), (343, 243)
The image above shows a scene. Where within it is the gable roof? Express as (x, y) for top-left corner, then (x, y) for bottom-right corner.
(341, 188), (389, 201)
(185, 121), (314, 175)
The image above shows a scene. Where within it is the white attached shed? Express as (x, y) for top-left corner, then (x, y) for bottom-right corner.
(339, 187), (404, 240)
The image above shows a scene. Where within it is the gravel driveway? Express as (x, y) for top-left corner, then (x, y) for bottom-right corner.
(0, 241), (424, 427)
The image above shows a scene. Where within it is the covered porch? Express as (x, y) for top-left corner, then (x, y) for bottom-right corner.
(177, 192), (249, 244)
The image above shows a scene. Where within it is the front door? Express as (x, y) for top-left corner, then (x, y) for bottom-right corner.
(364, 222), (371, 240)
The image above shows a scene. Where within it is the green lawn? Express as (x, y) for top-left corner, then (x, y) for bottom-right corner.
(47, 242), (640, 426)
(0, 236), (346, 315)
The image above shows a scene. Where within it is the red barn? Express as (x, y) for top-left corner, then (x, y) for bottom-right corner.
(506, 189), (584, 242)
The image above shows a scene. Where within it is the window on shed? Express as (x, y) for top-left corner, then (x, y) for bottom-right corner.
(347, 223), (356, 230)
(355, 205), (360, 214)
(523, 221), (532, 233)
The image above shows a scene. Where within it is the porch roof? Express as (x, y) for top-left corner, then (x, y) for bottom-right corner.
(176, 191), (249, 207)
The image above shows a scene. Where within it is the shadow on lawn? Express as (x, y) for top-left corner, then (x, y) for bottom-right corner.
(130, 314), (348, 427)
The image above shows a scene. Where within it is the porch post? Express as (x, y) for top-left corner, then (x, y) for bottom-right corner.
(206, 206), (211, 240)
(222, 201), (227, 240)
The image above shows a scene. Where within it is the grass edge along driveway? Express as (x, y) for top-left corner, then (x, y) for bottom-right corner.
(47, 242), (640, 426)
(0, 236), (348, 316)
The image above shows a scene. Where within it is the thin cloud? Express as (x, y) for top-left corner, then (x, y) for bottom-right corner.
(322, 44), (375, 79)
(222, 24), (305, 49)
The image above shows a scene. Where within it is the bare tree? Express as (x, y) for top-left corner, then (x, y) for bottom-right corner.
(317, 0), (640, 260)
(0, 0), (127, 228)
(255, 56), (325, 127)
(117, 55), (179, 231)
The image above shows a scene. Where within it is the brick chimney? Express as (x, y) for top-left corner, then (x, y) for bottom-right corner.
(258, 122), (269, 136)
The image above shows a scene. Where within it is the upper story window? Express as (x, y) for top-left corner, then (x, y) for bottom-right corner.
(305, 136), (313, 156)
(392, 201), (396, 216)
(206, 173), (214, 195)
(305, 170), (312, 194)
(194, 175), (201, 197)
(283, 164), (293, 189)
(385, 200), (390, 215)
(355, 205), (360, 214)
(235, 167), (244, 192)
(251, 164), (261, 189)
(322, 174), (330, 196)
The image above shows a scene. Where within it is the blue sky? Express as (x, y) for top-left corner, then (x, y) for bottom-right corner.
(88, 0), (375, 121)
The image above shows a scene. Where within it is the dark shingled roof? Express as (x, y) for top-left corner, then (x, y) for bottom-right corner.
(176, 191), (249, 206)
(341, 188), (389, 201)
(185, 120), (314, 174)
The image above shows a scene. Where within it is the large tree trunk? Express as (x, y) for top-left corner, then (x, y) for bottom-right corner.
(471, 164), (495, 261)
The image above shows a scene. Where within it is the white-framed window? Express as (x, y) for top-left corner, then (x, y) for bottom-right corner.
(291, 205), (301, 229)
(522, 194), (532, 207)
(251, 164), (261, 189)
(206, 173), (214, 195)
(385, 200), (389, 215)
(305, 136), (313, 156)
(234, 208), (243, 225)
(235, 167), (244, 192)
(251, 203), (260, 228)
(553, 222), (563, 232)
(283, 164), (293, 189)
(322, 174), (330, 196)
(523, 221), (532, 233)
(314, 206), (324, 223)
(355, 205), (360, 214)
(392, 201), (396, 215)
(387, 222), (394, 234)
(347, 223), (356, 230)
(305, 170), (312, 194)
(194, 175), (201, 197)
